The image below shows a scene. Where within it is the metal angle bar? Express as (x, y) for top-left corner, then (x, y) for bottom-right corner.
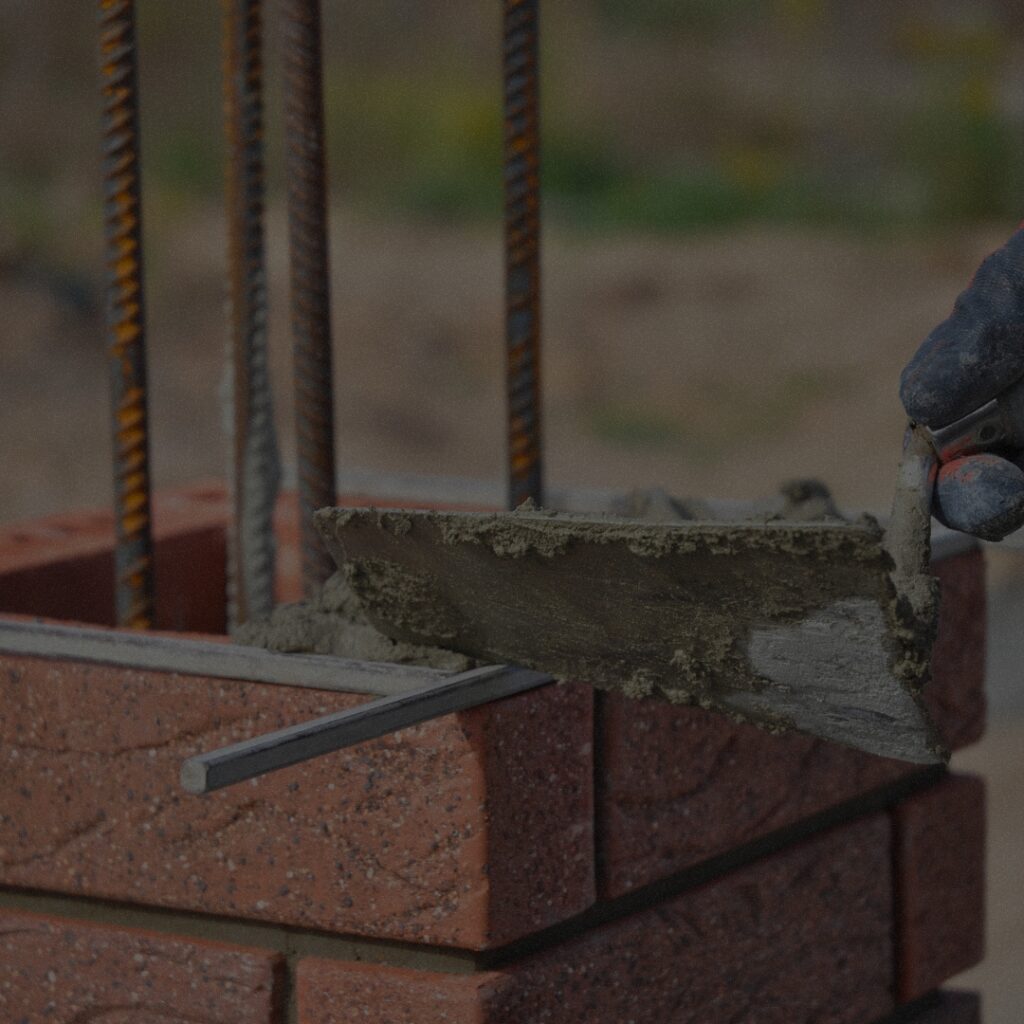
(223, 0), (281, 629)
(97, 0), (155, 629)
(503, 0), (543, 510)
(282, 0), (338, 597)
(180, 664), (554, 794)
(0, 618), (443, 696)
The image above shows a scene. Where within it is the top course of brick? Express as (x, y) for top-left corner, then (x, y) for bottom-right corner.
(0, 484), (986, 946)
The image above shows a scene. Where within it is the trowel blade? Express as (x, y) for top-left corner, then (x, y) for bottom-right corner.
(315, 506), (946, 765)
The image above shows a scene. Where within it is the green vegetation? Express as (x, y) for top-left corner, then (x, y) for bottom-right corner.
(315, 43), (1024, 236)
(147, 127), (223, 200)
(898, 81), (1024, 224)
(5, 0), (1023, 251)
(588, 403), (685, 451)
(587, 370), (850, 460)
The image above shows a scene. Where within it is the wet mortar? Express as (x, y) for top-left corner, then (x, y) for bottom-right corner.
(235, 570), (474, 672)
(239, 484), (942, 762)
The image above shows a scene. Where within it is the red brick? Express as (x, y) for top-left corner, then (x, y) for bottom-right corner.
(0, 481), (229, 633)
(469, 681), (594, 944)
(0, 906), (283, 1023)
(928, 551), (986, 750)
(299, 814), (895, 1024)
(0, 483), (490, 624)
(598, 703), (907, 896)
(894, 774), (986, 1002)
(0, 654), (592, 949)
(597, 549), (986, 897)
(298, 963), (496, 1024)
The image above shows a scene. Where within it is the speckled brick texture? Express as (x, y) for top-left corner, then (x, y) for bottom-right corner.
(298, 962), (495, 1024)
(0, 655), (593, 949)
(598, 549), (986, 897)
(0, 907), (283, 1023)
(598, 704), (908, 896)
(895, 774), (986, 1002)
(0, 482), (229, 633)
(297, 814), (895, 1024)
(468, 681), (595, 943)
(926, 551), (986, 749)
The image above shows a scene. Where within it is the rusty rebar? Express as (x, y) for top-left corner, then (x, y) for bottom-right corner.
(97, 0), (155, 629)
(282, 0), (337, 596)
(222, 0), (280, 628)
(504, 0), (543, 509)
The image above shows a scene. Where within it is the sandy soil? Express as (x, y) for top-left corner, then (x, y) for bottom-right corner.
(0, 210), (1007, 522)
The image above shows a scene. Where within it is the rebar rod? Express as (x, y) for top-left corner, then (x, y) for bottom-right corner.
(222, 0), (280, 629)
(503, 0), (543, 509)
(282, 0), (337, 596)
(97, 0), (155, 629)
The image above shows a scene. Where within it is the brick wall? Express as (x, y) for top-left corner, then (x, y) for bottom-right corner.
(0, 486), (986, 1022)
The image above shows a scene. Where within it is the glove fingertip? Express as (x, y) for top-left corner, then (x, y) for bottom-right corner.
(935, 454), (1024, 540)
(899, 334), (967, 427)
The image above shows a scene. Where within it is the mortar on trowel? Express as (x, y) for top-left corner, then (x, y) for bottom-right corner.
(243, 428), (945, 765)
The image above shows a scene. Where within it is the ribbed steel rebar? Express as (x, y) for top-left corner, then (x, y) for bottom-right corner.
(282, 0), (337, 596)
(503, 0), (543, 509)
(222, 0), (280, 628)
(98, 0), (155, 629)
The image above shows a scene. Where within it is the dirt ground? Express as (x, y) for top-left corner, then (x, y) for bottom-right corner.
(0, 209), (1011, 520)
(1, 214), (1021, 1017)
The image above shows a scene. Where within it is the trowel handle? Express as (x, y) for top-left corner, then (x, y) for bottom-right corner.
(927, 372), (1024, 462)
(886, 425), (937, 581)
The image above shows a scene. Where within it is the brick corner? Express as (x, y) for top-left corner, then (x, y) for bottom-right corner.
(894, 774), (986, 1002)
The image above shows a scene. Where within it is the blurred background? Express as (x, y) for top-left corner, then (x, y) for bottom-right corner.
(0, 0), (1021, 1015)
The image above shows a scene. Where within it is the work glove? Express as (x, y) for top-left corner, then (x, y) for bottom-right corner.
(900, 227), (1024, 540)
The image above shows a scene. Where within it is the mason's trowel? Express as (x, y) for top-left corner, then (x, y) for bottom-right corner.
(313, 425), (948, 766)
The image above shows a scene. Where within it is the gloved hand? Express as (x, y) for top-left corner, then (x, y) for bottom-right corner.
(900, 228), (1024, 540)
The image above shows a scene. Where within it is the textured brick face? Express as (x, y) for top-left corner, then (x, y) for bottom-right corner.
(299, 963), (495, 1024)
(298, 814), (895, 1024)
(469, 681), (594, 943)
(0, 907), (283, 1023)
(927, 551), (986, 749)
(0, 655), (593, 949)
(599, 700), (910, 895)
(598, 549), (986, 897)
(0, 482), (229, 632)
(895, 774), (986, 1002)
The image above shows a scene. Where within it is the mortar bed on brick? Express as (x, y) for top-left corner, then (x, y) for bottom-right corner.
(0, 886), (477, 974)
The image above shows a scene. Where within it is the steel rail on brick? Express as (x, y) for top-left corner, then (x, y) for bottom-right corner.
(180, 664), (554, 794)
(97, 0), (155, 630)
(0, 618), (445, 696)
(223, 0), (281, 629)
(0, 617), (554, 794)
(504, 0), (544, 509)
(282, 0), (338, 597)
